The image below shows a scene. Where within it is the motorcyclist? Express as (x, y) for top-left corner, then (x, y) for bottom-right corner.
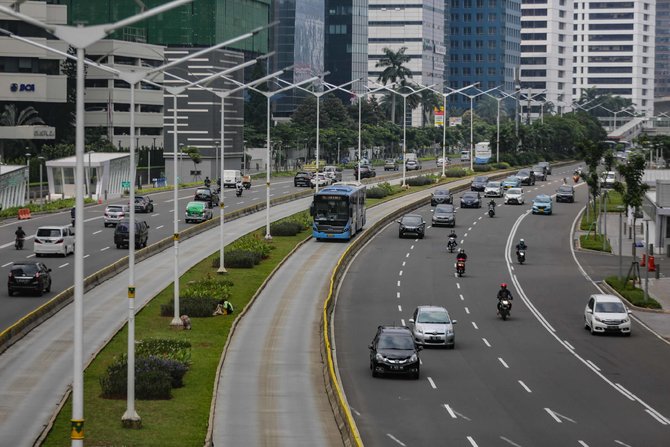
(15, 226), (26, 249)
(448, 230), (457, 239)
(235, 180), (243, 196)
(456, 248), (467, 262)
(516, 238), (527, 253)
(204, 176), (211, 188)
(497, 283), (513, 313)
(488, 199), (496, 209)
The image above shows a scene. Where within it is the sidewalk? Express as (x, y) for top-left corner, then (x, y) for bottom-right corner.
(577, 212), (670, 340)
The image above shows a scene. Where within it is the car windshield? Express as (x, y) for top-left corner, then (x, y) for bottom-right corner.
(37, 228), (62, 237)
(463, 193), (477, 198)
(11, 264), (38, 275)
(434, 190), (449, 196)
(417, 310), (450, 324)
(401, 216), (423, 225)
(314, 197), (349, 221)
(435, 205), (454, 213)
(487, 182), (500, 188)
(518, 170), (529, 176)
(558, 186), (573, 193)
(507, 188), (522, 194)
(595, 301), (626, 313)
(377, 334), (415, 350)
(535, 196), (551, 203)
(475, 177), (488, 182)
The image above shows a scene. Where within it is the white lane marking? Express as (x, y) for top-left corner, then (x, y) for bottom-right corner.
(397, 280), (401, 287)
(498, 357), (509, 368)
(398, 305), (402, 312)
(410, 245), (415, 250)
(564, 340), (575, 350)
(500, 436), (524, 447)
(455, 411), (471, 421)
(478, 216), (482, 220)
(26, 254), (35, 258)
(427, 377), (437, 389)
(614, 441), (633, 447)
(350, 406), (361, 416)
(482, 338), (491, 347)
(464, 307), (470, 314)
(468, 227), (472, 231)
(544, 408), (576, 423)
(467, 436), (478, 447)
(578, 441), (589, 447)
(614, 383), (636, 401)
(156, 225), (164, 230)
(237, 201), (244, 205)
(252, 197), (259, 200)
(92, 230), (102, 235)
(59, 262), (69, 268)
(464, 232), (468, 237)
(405, 253), (410, 258)
(473, 221), (477, 225)
(518, 380), (532, 393)
(402, 261), (406, 267)
(459, 294), (464, 300)
(456, 283), (461, 289)
(387, 434), (406, 446)
(396, 292), (400, 299)
(100, 246), (110, 251)
(83, 254), (90, 259)
(471, 321), (478, 330)
(586, 360), (600, 372)
(170, 209), (174, 213)
(399, 270), (403, 276)
(460, 239), (464, 244)
(1, 262), (12, 267)
(510, 265), (515, 271)
(444, 404), (457, 419)
(646, 409), (669, 425)
(151, 213), (159, 217)
(427, 226), (432, 229)
(401, 319), (405, 326)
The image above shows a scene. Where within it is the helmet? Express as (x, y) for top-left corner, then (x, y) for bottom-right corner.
(520, 238), (524, 243)
(17, 226), (22, 230)
(501, 283), (507, 289)
(459, 248), (465, 254)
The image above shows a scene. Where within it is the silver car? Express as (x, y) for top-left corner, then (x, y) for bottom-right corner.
(484, 181), (503, 197)
(409, 305), (457, 348)
(104, 204), (130, 227)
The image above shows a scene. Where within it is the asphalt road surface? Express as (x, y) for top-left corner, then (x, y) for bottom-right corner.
(335, 167), (670, 446)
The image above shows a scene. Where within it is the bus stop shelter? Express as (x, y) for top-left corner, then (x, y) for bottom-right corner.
(0, 165), (28, 209)
(45, 152), (130, 201)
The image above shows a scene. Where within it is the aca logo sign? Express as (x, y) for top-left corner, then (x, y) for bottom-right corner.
(10, 83), (36, 92)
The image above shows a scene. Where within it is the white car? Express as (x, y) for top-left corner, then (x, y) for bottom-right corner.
(437, 157), (450, 167)
(104, 204), (130, 227)
(584, 294), (631, 336)
(310, 173), (331, 188)
(600, 171), (616, 189)
(504, 187), (524, 205)
(484, 181), (503, 197)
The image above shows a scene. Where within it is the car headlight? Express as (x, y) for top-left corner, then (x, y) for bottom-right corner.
(594, 316), (603, 322)
(416, 328), (424, 334)
(375, 353), (384, 361)
(622, 318), (629, 323)
(409, 354), (418, 362)
(446, 329), (453, 335)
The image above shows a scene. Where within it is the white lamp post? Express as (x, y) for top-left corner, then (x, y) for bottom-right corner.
(37, 156), (45, 205)
(479, 89), (517, 164)
(87, 151), (94, 200)
(454, 86), (500, 171)
(25, 151), (31, 204)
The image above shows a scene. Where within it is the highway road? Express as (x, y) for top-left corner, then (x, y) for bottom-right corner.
(335, 167), (670, 446)
(0, 163), (443, 332)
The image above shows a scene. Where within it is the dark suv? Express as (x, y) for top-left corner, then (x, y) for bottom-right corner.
(369, 326), (421, 379)
(294, 171), (313, 187)
(397, 214), (426, 239)
(8, 261), (52, 296)
(114, 220), (150, 249)
(431, 189), (453, 206)
(470, 176), (490, 191)
(354, 164), (376, 179)
(556, 185), (575, 203)
(134, 195), (154, 213)
(193, 188), (219, 208)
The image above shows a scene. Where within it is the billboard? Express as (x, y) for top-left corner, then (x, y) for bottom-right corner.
(474, 142), (492, 164)
(434, 106), (444, 126)
(449, 117), (462, 127)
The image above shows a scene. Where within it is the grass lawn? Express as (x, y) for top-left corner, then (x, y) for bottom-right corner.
(579, 234), (612, 252)
(605, 276), (662, 309)
(579, 190), (624, 230)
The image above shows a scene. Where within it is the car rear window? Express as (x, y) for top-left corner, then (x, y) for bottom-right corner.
(435, 205), (454, 213)
(37, 228), (62, 237)
(107, 205), (124, 212)
(11, 264), (38, 275)
(195, 189), (211, 195)
(558, 186), (573, 193)
(116, 223), (130, 232)
(475, 176), (488, 182)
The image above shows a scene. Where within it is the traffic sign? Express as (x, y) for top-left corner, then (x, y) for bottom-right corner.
(122, 181), (130, 188)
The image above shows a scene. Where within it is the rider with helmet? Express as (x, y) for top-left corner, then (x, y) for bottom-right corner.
(516, 238), (527, 253)
(15, 226), (26, 249)
(456, 248), (467, 262)
(497, 283), (513, 312)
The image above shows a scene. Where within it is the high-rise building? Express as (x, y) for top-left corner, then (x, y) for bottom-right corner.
(573, 0), (655, 116)
(655, 0), (670, 110)
(446, 0), (521, 113)
(367, 0), (445, 126)
(520, 0), (573, 117)
(324, 0), (368, 102)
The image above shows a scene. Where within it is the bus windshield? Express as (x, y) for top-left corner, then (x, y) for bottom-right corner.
(313, 196), (349, 222)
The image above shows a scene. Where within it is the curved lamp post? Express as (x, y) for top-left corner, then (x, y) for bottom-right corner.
(454, 86), (500, 171)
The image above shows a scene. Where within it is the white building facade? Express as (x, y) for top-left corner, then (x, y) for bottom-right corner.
(0, 165), (28, 209)
(368, 0), (445, 126)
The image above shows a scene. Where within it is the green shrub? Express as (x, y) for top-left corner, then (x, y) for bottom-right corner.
(136, 338), (192, 366)
(228, 233), (273, 259)
(377, 182), (394, 195)
(100, 356), (176, 400)
(366, 187), (389, 199)
(444, 168), (467, 177)
(0, 197), (95, 219)
(406, 176), (434, 186)
(579, 234), (611, 252)
(224, 249), (260, 268)
(492, 162), (511, 170)
(270, 221), (304, 236)
(473, 164), (492, 172)
(180, 275), (233, 300)
(605, 276), (662, 309)
(161, 296), (220, 317)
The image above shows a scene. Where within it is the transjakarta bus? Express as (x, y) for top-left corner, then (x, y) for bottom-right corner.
(310, 181), (366, 240)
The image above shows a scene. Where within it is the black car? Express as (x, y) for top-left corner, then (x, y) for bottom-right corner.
(516, 169), (536, 186)
(531, 165), (547, 181)
(431, 189), (453, 206)
(354, 164), (376, 179)
(114, 220), (150, 249)
(470, 176), (490, 191)
(432, 204), (456, 227)
(369, 326), (421, 379)
(460, 191), (482, 208)
(398, 214), (426, 239)
(134, 195), (154, 213)
(8, 261), (52, 296)
(294, 171), (313, 187)
(193, 188), (219, 208)
(556, 185), (575, 203)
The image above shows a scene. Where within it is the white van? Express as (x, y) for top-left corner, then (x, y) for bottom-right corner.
(34, 225), (75, 257)
(460, 150), (471, 162)
(222, 169), (242, 188)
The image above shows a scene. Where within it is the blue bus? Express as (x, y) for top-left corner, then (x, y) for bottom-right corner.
(310, 181), (366, 240)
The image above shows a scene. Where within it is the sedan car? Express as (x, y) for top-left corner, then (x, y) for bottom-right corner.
(431, 189), (453, 206)
(405, 160), (422, 171)
(516, 169), (536, 186)
(354, 164), (376, 179)
(369, 326), (421, 379)
(502, 176), (522, 190)
(460, 191), (482, 208)
(384, 159), (399, 171)
(531, 165), (547, 181)
(8, 261), (52, 296)
(398, 214), (426, 239)
(484, 181), (503, 197)
(185, 201), (213, 223)
(437, 157), (450, 167)
(134, 195), (154, 213)
(556, 185), (575, 203)
(584, 294), (631, 336)
(409, 306), (457, 348)
(294, 171), (313, 187)
(470, 176), (490, 191)
(531, 194), (553, 214)
(504, 187), (524, 205)
(104, 204), (130, 227)
(310, 173), (332, 188)
(432, 204), (456, 227)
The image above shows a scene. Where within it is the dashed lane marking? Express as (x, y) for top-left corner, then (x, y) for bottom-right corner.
(498, 357), (509, 368)
(101, 246), (110, 251)
(471, 321), (478, 330)
(444, 404), (456, 419)
(26, 254), (35, 258)
(59, 263), (69, 268)
(156, 225), (164, 230)
(464, 307), (470, 314)
(399, 270), (403, 276)
(459, 294), (464, 300)
(398, 305), (402, 312)
(427, 377), (437, 389)
(397, 280), (401, 287)
(92, 230), (102, 235)
(387, 434), (406, 446)
(83, 254), (89, 259)
(456, 283), (461, 289)
(467, 436), (478, 447)
(401, 319), (405, 326)
(518, 380), (532, 393)
(586, 360), (600, 372)
(564, 340), (575, 350)
(482, 338), (491, 347)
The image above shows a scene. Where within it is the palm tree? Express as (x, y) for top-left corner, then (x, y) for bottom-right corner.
(0, 104), (45, 162)
(376, 47), (413, 125)
(418, 88), (441, 126)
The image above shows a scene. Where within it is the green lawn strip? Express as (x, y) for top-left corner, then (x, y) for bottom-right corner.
(579, 191), (624, 230)
(604, 276), (662, 309)
(42, 230), (309, 447)
(579, 234), (612, 253)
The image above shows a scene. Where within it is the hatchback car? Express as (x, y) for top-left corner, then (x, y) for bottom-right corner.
(354, 164), (376, 179)
(369, 326), (421, 379)
(437, 157), (450, 167)
(516, 169), (536, 186)
(531, 165), (547, 181)
(502, 176), (522, 189)
(556, 185), (575, 203)
(405, 160), (422, 171)
(193, 188), (219, 208)
(134, 195), (154, 213)
(484, 181), (503, 197)
(470, 176), (490, 191)
(409, 306), (457, 348)
(384, 159), (399, 171)
(184, 201), (213, 224)
(504, 188), (524, 205)
(531, 194), (553, 214)
(460, 192), (482, 208)
(104, 204), (130, 227)
(114, 220), (150, 249)
(584, 294), (631, 336)
(294, 171), (313, 187)
(8, 261), (52, 296)
(432, 204), (456, 227)
(398, 214), (426, 239)
(310, 173), (332, 188)
(431, 189), (453, 206)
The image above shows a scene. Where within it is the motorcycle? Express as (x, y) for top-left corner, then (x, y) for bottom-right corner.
(204, 178), (212, 188)
(235, 186), (243, 197)
(573, 174), (580, 184)
(447, 237), (457, 253)
(488, 205), (495, 218)
(498, 299), (511, 320)
(456, 260), (465, 277)
(517, 250), (525, 265)
(15, 237), (24, 250)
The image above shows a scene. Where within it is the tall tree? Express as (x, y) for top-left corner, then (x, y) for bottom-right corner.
(0, 104), (45, 162)
(615, 152), (649, 259)
(375, 47), (413, 125)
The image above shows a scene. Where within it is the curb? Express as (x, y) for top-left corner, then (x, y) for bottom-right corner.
(598, 281), (670, 314)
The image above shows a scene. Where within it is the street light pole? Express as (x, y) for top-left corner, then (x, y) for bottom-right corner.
(25, 151), (31, 204)
(38, 156), (45, 206)
(456, 86), (500, 171)
(87, 151), (94, 200)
